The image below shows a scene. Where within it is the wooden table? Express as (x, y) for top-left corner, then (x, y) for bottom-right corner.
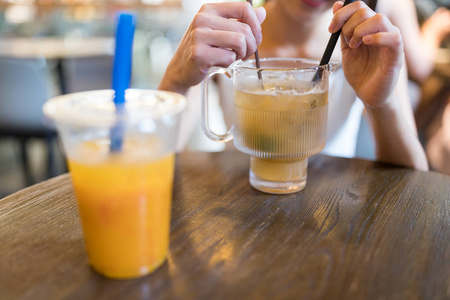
(1, 151), (449, 300)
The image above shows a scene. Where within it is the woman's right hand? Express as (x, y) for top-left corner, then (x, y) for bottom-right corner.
(158, 2), (266, 95)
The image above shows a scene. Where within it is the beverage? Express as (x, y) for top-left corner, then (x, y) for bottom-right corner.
(68, 138), (174, 279)
(43, 89), (186, 278)
(233, 81), (328, 158)
(202, 58), (336, 193)
(233, 81), (328, 192)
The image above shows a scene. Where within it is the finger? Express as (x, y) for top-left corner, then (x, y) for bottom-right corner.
(192, 27), (248, 60)
(329, 1), (370, 33)
(255, 7), (266, 24)
(362, 32), (403, 55)
(192, 13), (258, 59)
(340, 7), (376, 47)
(350, 14), (398, 49)
(192, 44), (237, 70)
(332, 1), (344, 15)
(200, 2), (263, 45)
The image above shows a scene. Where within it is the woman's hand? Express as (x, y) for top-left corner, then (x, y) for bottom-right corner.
(329, 1), (403, 109)
(329, 1), (429, 171)
(159, 2), (266, 95)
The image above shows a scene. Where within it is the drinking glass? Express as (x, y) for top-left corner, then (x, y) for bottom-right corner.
(202, 58), (338, 194)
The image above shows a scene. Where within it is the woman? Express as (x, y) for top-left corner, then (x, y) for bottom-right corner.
(159, 0), (428, 171)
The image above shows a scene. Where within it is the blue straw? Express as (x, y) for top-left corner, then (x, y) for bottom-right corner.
(110, 12), (136, 152)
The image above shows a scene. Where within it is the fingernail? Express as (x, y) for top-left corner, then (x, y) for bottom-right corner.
(255, 7), (266, 15)
(363, 35), (373, 44)
(328, 23), (336, 33)
(349, 38), (355, 48)
(344, 35), (350, 45)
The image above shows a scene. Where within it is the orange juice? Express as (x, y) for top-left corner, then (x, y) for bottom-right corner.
(68, 140), (174, 279)
(43, 89), (186, 278)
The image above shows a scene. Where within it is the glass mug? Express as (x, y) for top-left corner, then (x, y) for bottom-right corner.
(202, 58), (338, 194)
(43, 89), (186, 279)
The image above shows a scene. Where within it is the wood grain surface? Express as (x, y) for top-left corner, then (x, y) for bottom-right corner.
(0, 151), (449, 300)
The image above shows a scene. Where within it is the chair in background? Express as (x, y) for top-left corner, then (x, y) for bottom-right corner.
(63, 55), (112, 93)
(0, 57), (58, 186)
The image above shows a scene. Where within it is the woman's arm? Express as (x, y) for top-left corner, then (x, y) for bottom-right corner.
(330, 1), (429, 170)
(426, 101), (450, 174)
(365, 65), (428, 171)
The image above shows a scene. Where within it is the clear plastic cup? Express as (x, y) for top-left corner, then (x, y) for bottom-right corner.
(43, 89), (185, 279)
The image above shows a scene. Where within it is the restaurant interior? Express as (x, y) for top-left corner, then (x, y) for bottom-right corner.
(0, 0), (449, 198)
(0, 0), (200, 197)
(1, 0), (450, 297)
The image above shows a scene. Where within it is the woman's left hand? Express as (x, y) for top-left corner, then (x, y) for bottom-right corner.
(329, 1), (403, 109)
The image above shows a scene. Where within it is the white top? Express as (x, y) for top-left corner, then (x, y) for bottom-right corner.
(321, 67), (364, 158)
(177, 67), (364, 158)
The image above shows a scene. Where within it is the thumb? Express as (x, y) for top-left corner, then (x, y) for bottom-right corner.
(255, 7), (266, 24)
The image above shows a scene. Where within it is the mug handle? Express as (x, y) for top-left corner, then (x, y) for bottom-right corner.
(201, 67), (233, 142)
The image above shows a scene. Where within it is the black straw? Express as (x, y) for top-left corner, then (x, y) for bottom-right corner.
(247, 0), (262, 80)
(312, 0), (355, 83)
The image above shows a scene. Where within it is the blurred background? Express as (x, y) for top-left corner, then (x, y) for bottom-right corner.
(0, 0), (205, 197)
(0, 0), (448, 197)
